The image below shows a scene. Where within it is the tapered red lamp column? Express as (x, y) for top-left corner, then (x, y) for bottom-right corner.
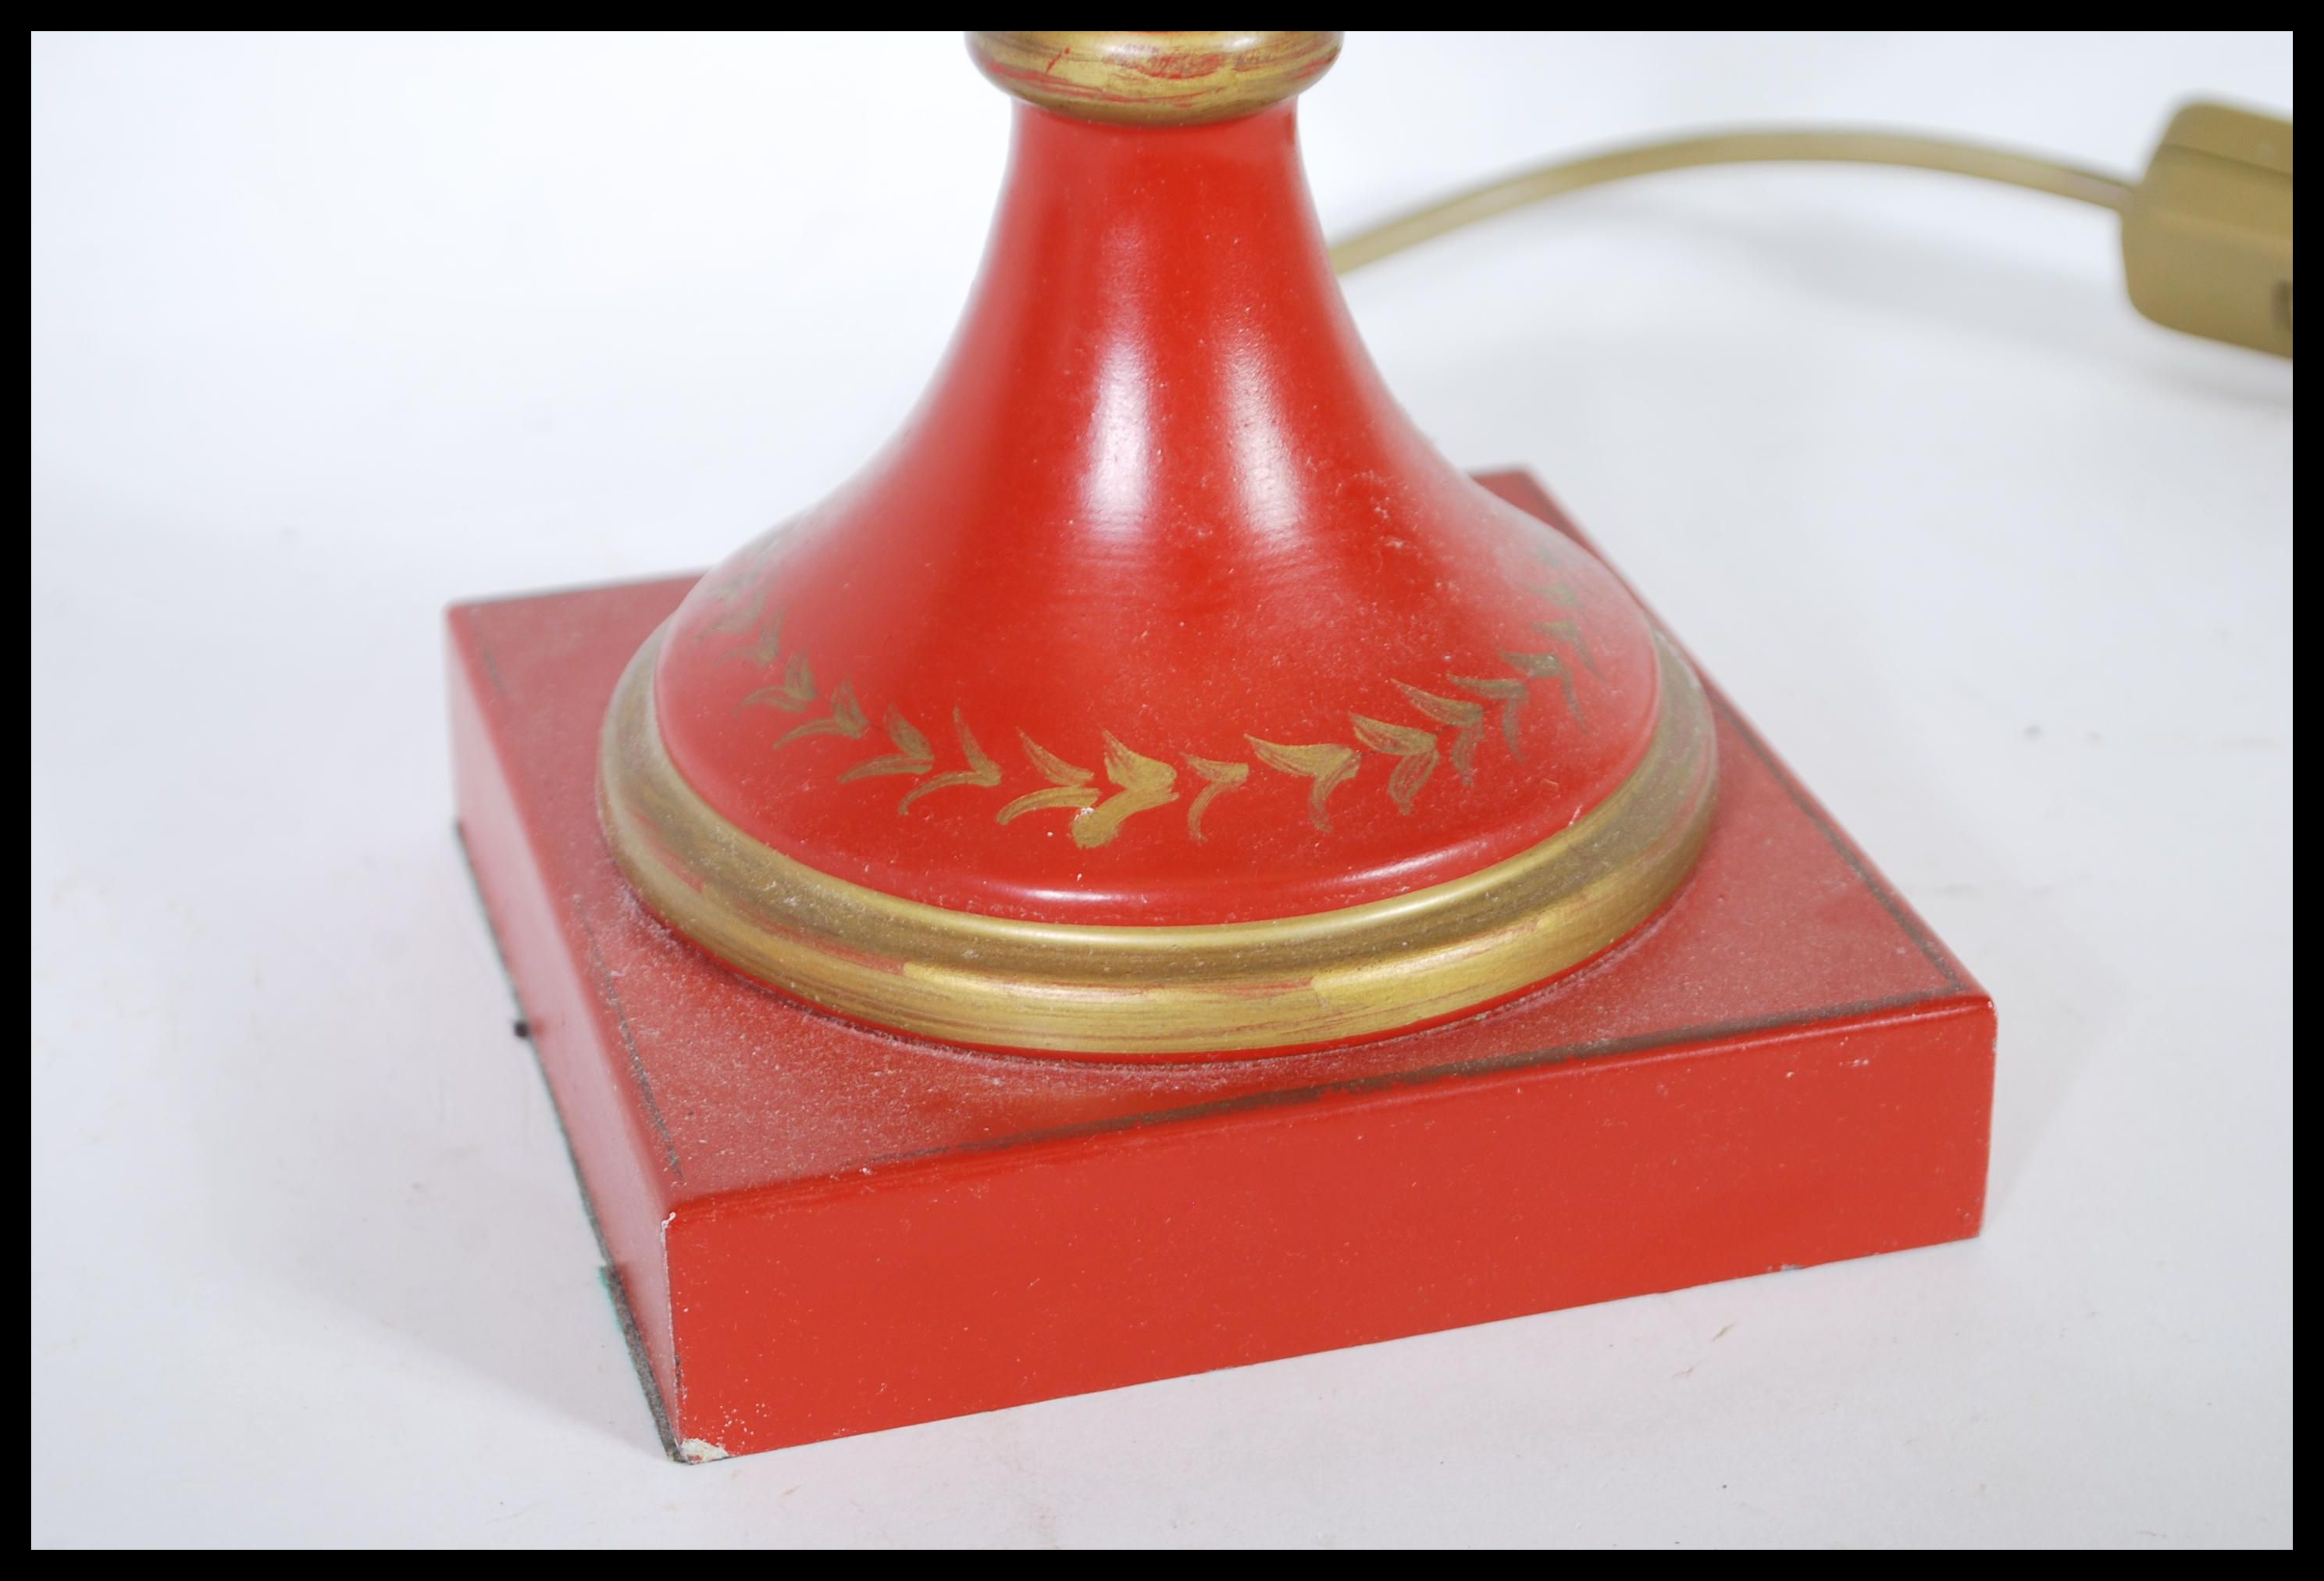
(597, 30), (1717, 1058)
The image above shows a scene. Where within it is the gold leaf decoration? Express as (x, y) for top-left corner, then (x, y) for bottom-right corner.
(1248, 737), (1362, 831)
(1184, 756), (1250, 842)
(839, 708), (936, 782)
(1534, 617), (1600, 676)
(738, 651), (816, 713)
(724, 611), (785, 668)
(1074, 734), (1179, 848)
(700, 534), (785, 625)
(1351, 714), (1439, 815)
(1451, 675), (1528, 761)
(899, 709), (1002, 812)
(775, 681), (868, 750)
(1503, 646), (1584, 726)
(704, 580), (766, 637)
(997, 733), (1100, 825)
(764, 523), (1610, 842)
(1395, 684), (1485, 784)
(1525, 535), (1579, 585)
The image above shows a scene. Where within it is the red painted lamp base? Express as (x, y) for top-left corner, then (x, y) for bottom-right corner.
(449, 473), (1994, 1461)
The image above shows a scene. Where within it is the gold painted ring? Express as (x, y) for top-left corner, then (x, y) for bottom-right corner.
(968, 31), (1343, 128)
(600, 627), (1718, 1060)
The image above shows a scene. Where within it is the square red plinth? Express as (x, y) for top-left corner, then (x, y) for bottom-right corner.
(448, 473), (1994, 1461)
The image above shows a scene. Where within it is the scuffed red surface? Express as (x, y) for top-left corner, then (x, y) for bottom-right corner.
(448, 474), (1993, 1458)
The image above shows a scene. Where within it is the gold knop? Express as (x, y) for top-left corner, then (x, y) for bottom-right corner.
(968, 32), (1342, 128)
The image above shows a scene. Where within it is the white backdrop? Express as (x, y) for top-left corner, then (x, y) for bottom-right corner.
(31, 32), (2292, 1547)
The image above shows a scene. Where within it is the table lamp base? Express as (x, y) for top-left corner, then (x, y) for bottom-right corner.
(448, 473), (1994, 1461)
